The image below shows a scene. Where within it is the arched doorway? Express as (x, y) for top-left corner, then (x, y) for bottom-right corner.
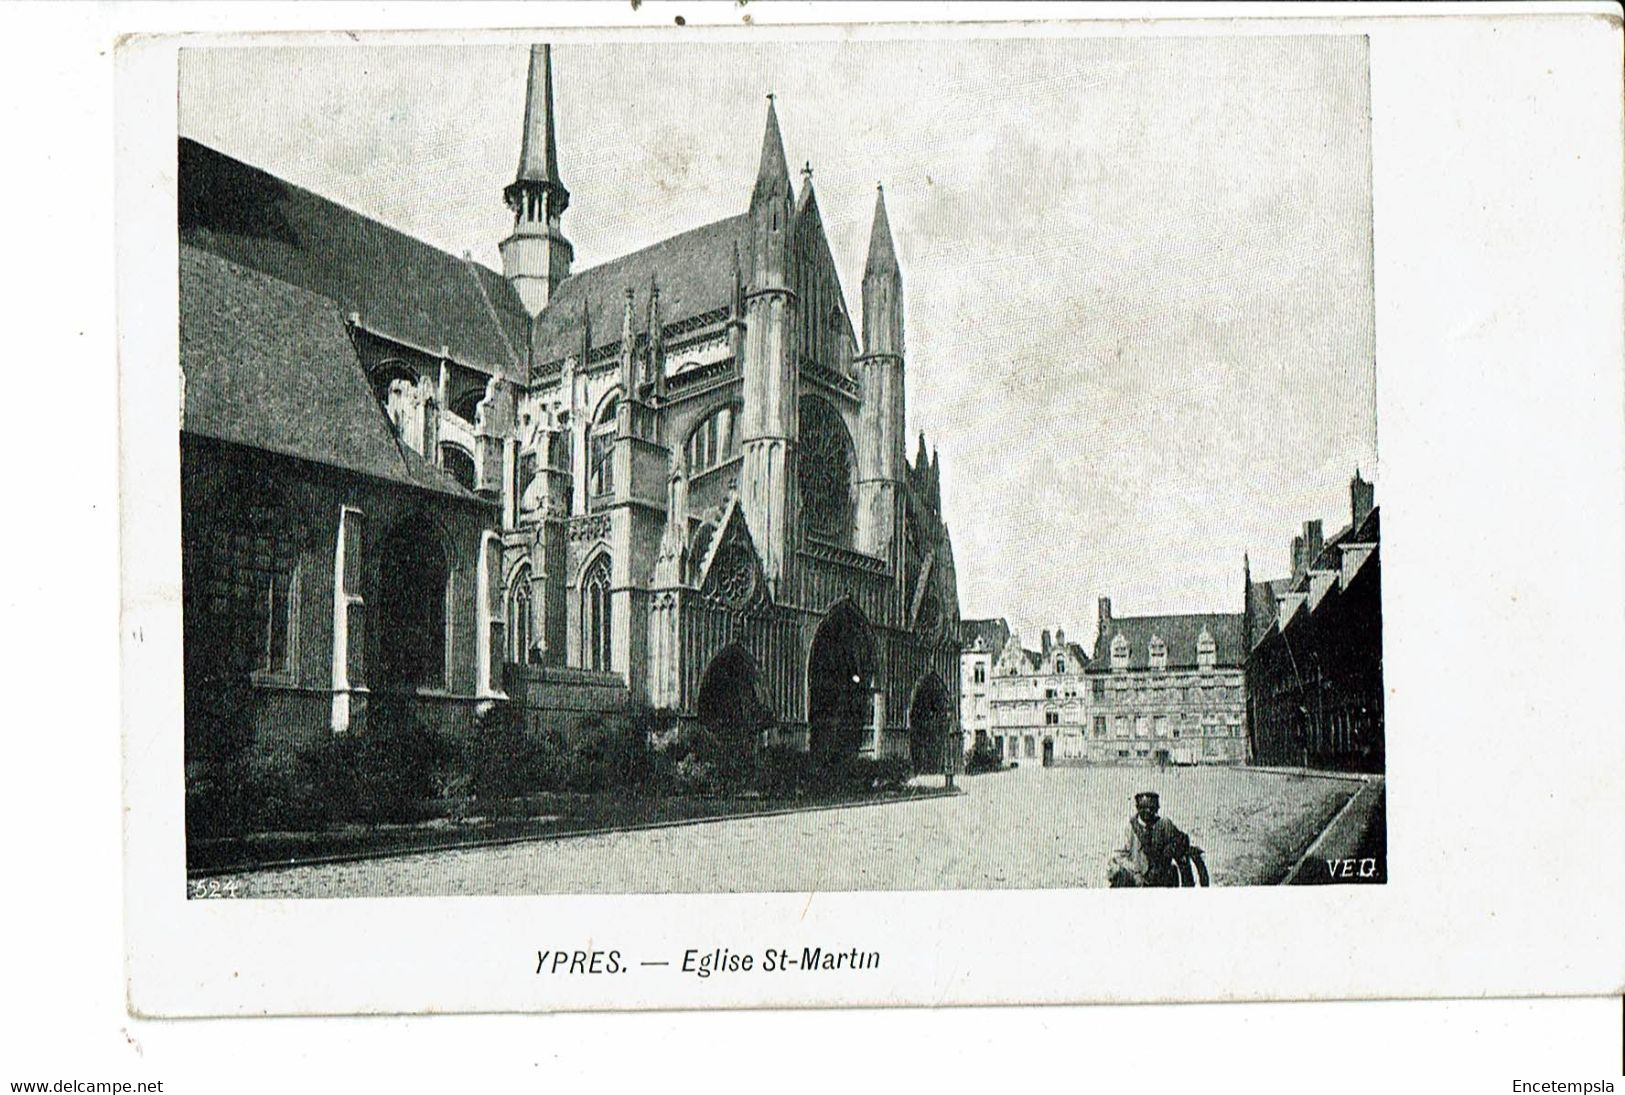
(807, 602), (875, 762)
(376, 518), (450, 690)
(696, 646), (773, 776)
(907, 674), (953, 776)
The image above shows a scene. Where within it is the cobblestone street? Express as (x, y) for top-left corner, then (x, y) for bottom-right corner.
(222, 765), (1357, 898)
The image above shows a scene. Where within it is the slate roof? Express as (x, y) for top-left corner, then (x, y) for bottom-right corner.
(178, 138), (528, 380)
(531, 214), (751, 372)
(1089, 613), (1246, 671)
(960, 618), (1011, 653)
(180, 245), (482, 502)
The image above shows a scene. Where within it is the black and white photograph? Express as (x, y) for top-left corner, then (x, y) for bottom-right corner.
(174, 35), (1385, 899)
(99, 5), (1625, 1026)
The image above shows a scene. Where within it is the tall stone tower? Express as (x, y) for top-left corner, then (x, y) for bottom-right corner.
(500, 44), (572, 316)
(855, 185), (905, 559)
(739, 97), (798, 595)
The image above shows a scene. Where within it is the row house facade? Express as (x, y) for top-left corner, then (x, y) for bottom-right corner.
(1245, 472), (1383, 772)
(1083, 599), (1248, 765)
(958, 618), (1010, 758)
(988, 629), (1093, 766)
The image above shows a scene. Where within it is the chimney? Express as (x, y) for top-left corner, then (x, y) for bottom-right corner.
(1290, 534), (1306, 582)
(1041, 630), (1053, 656)
(1097, 597), (1112, 638)
(1055, 627), (1066, 648)
(1303, 520), (1324, 570)
(1351, 470), (1375, 529)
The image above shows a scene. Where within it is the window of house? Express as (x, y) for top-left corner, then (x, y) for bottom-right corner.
(1044, 711), (1060, 726)
(1093, 716), (1107, 737)
(1024, 736), (1036, 759)
(1153, 715), (1168, 738)
(1197, 628), (1217, 670)
(1092, 678), (1105, 701)
(1115, 714), (1131, 738)
(581, 554), (613, 672)
(1045, 687), (1057, 699)
(1110, 634), (1129, 669)
(1148, 635), (1167, 671)
(1117, 749), (1130, 759)
(1055, 656), (1066, 673)
(685, 402), (741, 477)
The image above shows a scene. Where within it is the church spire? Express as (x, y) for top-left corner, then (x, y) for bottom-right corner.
(501, 44), (573, 316)
(511, 44), (568, 209)
(861, 184), (903, 358)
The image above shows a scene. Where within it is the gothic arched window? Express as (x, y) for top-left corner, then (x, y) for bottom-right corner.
(581, 554), (612, 672)
(797, 396), (855, 543)
(588, 395), (618, 506)
(686, 402), (740, 478)
(508, 564), (534, 665)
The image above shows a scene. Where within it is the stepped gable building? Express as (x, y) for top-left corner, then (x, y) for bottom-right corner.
(988, 628), (1092, 765)
(179, 45), (962, 773)
(958, 618), (1011, 757)
(1084, 600), (1247, 765)
(1245, 472), (1383, 772)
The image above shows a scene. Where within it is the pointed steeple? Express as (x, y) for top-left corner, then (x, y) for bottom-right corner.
(750, 95), (792, 211)
(862, 183), (904, 358)
(512, 45), (567, 206)
(864, 184), (900, 279)
(501, 44), (573, 316)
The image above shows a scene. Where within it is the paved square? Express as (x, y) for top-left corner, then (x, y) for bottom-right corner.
(221, 766), (1356, 897)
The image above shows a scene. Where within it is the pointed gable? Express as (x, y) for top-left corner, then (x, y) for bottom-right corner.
(694, 496), (768, 610)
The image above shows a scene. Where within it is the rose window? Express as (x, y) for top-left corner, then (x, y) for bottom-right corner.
(798, 397), (854, 543)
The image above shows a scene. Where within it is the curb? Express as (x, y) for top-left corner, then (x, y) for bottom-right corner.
(189, 786), (965, 880)
(1279, 777), (1385, 885)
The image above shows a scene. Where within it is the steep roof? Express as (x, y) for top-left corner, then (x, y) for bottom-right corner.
(530, 214), (751, 371)
(178, 138), (528, 380)
(1089, 613), (1246, 671)
(960, 618), (1011, 653)
(180, 245), (482, 502)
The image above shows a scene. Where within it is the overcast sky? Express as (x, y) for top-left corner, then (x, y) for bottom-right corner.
(180, 34), (1376, 646)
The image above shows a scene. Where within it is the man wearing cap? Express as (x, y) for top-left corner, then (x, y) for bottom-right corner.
(1107, 791), (1191, 887)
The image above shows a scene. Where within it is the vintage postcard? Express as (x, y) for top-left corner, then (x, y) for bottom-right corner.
(118, 7), (1625, 1015)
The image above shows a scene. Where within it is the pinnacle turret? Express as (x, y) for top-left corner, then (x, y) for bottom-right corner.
(861, 183), (904, 358)
(750, 96), (793, 212)
(864, 184), (900, 280)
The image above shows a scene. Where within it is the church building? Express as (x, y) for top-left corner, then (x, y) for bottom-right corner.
(179, 45), (963, 773)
